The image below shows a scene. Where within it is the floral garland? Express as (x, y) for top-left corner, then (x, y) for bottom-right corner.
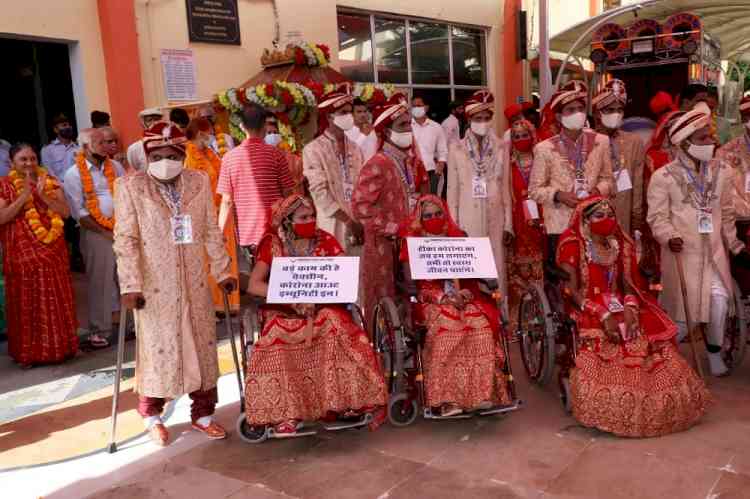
(353, 83), (395, 106)
(9, 167), (65, 244)
(214, 124), (229, 157)
(76, 152), (115, 230)
(292, 42), (330, 67)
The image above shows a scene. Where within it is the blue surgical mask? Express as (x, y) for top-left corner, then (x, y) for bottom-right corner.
(264, 133), (282, 147)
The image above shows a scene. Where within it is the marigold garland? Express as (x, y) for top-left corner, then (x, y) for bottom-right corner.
(9, 167), (65, 245)
(76, 152), (115, 230)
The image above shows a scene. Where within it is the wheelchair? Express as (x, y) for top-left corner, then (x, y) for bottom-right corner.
(371, 238), (523, 427)
(229, 246), (377, 444)
(515, 274), (579, 411)
(722, 280), (749, 370)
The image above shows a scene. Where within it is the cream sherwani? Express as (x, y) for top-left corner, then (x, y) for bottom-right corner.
(303, 131), (364, 253)
(647, 156), (743, 323)
(716, 133), (750, 222)
(447, 131), (512, 294)
(528, 130), (615, 235)
(113, 170), (231, 398)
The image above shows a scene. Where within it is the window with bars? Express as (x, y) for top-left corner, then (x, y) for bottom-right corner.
(337, 9), (488, 122)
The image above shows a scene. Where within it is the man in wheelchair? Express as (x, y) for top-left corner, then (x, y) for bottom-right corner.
(396, 195), (512, 418)
(244, 194), (387, 437)
(557, 196), (709, 438)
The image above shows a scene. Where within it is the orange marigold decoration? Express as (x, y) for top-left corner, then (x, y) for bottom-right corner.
(76, 152), (115, 230)
(9, 167), (65, 244)
(214, 125), (228, 158)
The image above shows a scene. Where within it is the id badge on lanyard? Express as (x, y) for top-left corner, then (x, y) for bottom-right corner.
(574, 178), (589, 199)
(472, 176), (488, 198)
(171, 214), (194, 244)
(603, 293), (624, 313)
(697, 209), (714, 234)
(744, 172), (750, 194)
(616, 169), (633, 192)
(343, 181), (354, 203)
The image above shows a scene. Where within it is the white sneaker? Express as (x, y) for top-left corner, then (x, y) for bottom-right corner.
(707, 352), (729, 377)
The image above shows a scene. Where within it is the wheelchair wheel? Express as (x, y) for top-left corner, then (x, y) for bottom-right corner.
(236, 413), (268, 444)
(372, 297), (402, 391)
(723, 283), (748, 369)
(387, 393), (418, 427)
(517, 283), (556, 385)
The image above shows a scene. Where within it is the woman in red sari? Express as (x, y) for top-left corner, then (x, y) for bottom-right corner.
(0, 144), (78, 367)
(400, 194), (510, 417)
(507, 119), (545, 317)
(556, 196), (709, 437)
(246, 194), (387, 435)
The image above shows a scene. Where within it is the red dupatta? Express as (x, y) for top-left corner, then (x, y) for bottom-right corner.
(556, 196), (677, 342)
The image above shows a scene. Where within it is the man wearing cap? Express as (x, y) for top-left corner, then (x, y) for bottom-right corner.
(411, 95), (448, 195)
(592, 79), (645, 236)
(647, 108), (750, 377)
(352, 93), (428, 319)
(114, 122), (235, 446)
(41, 113), (79, 182)
(716, 96), (750, 301)
(126, 108), (163, 172)
(64, 128), (126, 348)
(447, 89), (513, 294)
(303, 90), (365, 253)
(529, 84), (614, 271)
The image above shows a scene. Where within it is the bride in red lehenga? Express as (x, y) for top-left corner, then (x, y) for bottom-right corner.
(246, 194), (387, 435)
(399, 194), (510, 417)
(556, 196), (709, 437)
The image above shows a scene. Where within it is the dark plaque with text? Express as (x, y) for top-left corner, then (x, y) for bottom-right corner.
(185, 0), (241, 45)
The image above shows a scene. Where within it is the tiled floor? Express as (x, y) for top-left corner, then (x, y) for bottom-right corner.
(4, 348), (745, 499)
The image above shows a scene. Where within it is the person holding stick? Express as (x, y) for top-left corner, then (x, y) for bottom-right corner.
(558, 196), (708, 437)
(113, 122), (236, 446)
(647, 109), (750, 377)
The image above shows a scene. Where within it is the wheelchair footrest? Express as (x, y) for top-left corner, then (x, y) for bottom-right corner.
(477, 399), (523, 416)
(422, 407), (473, 420)
(322, 412), (373, 431)
(268, 428), (318, 439)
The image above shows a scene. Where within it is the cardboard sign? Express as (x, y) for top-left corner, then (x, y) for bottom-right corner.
(267, 257), (359, 304)
(406, 237), (498, 280)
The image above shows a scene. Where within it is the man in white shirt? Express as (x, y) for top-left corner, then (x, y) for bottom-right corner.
(344, 98), (378, 162)
(64, 128), (126, 348)
(441, 100), (464, 146)
(41, 113), (80, 182)
(126, 108), (163, 172)
(0, 138), (10, 177)
(411, 96), (448, 195)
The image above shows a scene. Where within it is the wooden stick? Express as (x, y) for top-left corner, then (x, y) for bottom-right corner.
(675, 253), (706, 379)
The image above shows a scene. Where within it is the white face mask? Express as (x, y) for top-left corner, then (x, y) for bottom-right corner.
(148, 158), (183, 181)
(601, 112), (623, 130)
(264, 133), (282, 146)
(333, 113), (355, 131)
(411, 106), (426, 119)
(389, 130), (413, 149)
(470, 121), (491, 136)
(561, 111), (586, 131)
(687, 142), (715, 162)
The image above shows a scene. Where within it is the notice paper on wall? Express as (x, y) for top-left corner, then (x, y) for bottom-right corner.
(160, 49), (198, 102)
(406, 237), (498, 280)
(267, 257), (359, 304)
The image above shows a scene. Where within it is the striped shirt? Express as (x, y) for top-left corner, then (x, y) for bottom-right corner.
(217, 138), (294, 246)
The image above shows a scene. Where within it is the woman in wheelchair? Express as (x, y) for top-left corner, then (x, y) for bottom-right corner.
(399, 194), (511, 417)
(556, 196), (709, 437)
(245, 194), (387, 436)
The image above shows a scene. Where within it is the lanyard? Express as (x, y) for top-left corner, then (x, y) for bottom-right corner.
(609, 135), (622, 174)
(382, 148), (414, 190)
(468, 133), (493, 177)
(326, 134), (351, 185)
(157, 181), (184, 216)
(559, 134), (585, 178)
(744, 132), (750, 154)
(678, 156), (711, 208)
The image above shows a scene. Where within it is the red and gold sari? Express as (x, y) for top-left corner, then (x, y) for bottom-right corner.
(0, 178), (78, 366)
(184, 142), (240, 312)
(556, 196), (709, 437)
(399, 195), (510, 410)
(244, 194), (387, 426)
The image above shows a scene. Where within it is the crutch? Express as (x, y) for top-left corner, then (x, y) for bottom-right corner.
(107, 309), (130, 454)
(675, 253), (706, 380)
(223, 290), (245, 412)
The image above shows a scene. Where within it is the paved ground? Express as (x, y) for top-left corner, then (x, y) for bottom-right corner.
(3, 345), (750, 499)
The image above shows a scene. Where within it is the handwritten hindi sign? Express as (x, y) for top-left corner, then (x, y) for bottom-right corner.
(267, 257), (359, 304)
(406, 237), (497, 280)
(160, 49), (197, 102)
